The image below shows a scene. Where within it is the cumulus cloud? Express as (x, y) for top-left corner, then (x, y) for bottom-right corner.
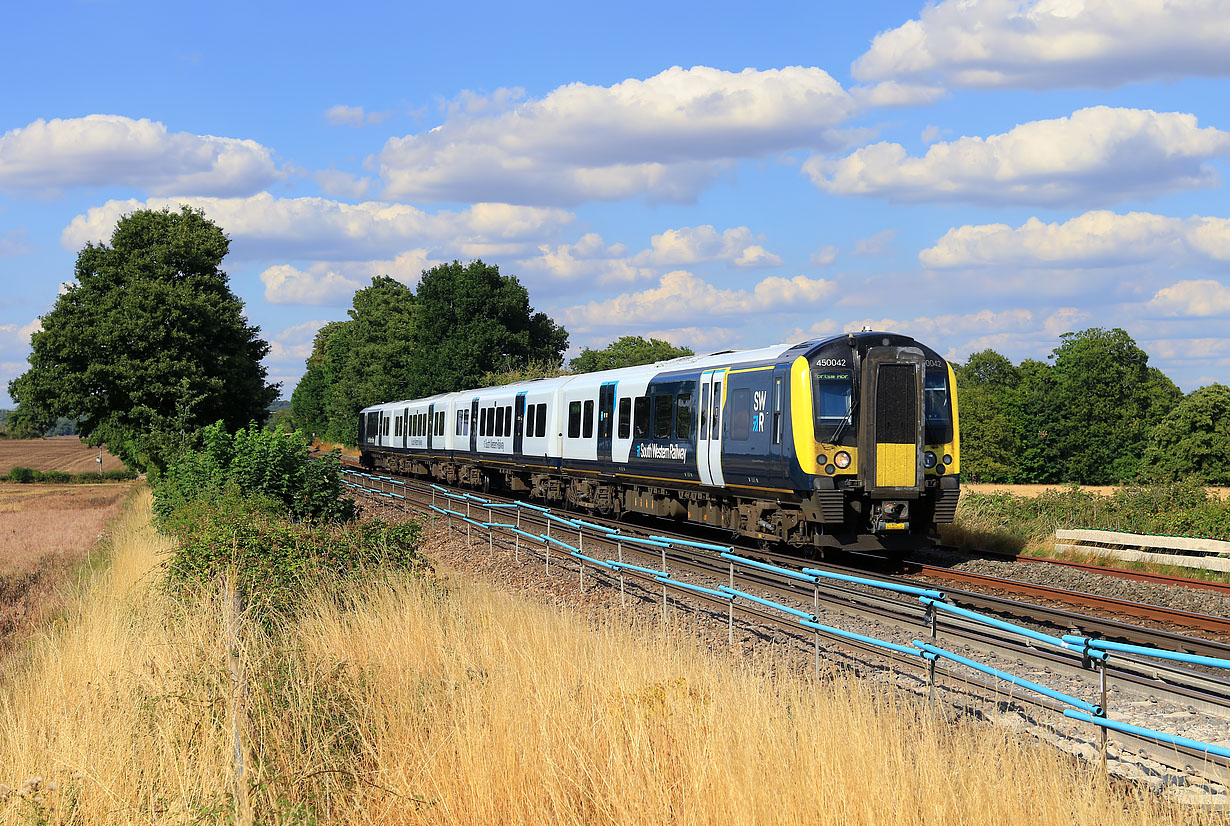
(378, 65), (858, 205)
(268, 319), (330, 362)
(314, 169), (373, 199)
(850, 81), (947, 107)
(1148, 280), (1230, 317)
(919, 210), (1230, 269)
(810, 245), (839, 267)
(324, 105), (392, 127)
(518, 225), (783, 284)
(261, 249), (443, 305)
(563, 270), (837, 328)
(852, 228), (897, 256)
(806, 107), (1230, 206)
(852, 0), (1230, 90)
(0, 115), (286, 196)
(63, 194), (573, 261)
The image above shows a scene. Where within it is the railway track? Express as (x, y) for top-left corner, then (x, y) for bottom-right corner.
(339, 466), (1230, 776)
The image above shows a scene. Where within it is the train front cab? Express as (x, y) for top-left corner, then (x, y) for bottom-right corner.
(791, 334), (960, 549)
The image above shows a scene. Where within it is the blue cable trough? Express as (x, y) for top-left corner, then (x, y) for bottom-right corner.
(721, 552), (817, 584)
(1061, 635), (1230, 671)
(1063, 710), (1230, 761)
(803, 567), (945, 600)
(801, 619), (925, 659)
(718, 585), (815, 622)
(655, 535), (733, 553)
(605, 534), (672, 549)
(655, 576), (732, 601)
(920, 597), (1108, 661)
(914, 641), (1103, 717)
(605, 559), (666, 578)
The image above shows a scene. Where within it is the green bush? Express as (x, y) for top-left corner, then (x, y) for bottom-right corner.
(154, 420), (355, 525)
(6, 466), (35, 483)
(949, 479), (1230, 552)
(162, 488), (422, 618)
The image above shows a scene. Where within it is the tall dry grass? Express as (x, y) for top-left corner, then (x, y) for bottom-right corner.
(0, 491), (1214, 824)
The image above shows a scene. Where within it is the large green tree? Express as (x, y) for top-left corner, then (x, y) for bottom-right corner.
(1143, 384), (1230, 484)
(953, 350), (1020, 482)
(570, 335), (693, 373)
(1049, 328), (1180, 483)
(8, 206), (277, 471)
(408, 260), (567, 396)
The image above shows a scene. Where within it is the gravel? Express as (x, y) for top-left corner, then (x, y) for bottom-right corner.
(910, 547), (1230, 621)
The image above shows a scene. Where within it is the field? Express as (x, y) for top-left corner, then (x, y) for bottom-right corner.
(965, 483), (1230, 500)
(0, 483), (132, 651)
(0, 437), (126, 475)
(0, 491), (1207, 825)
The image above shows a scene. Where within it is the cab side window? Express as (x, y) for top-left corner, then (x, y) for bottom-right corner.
(653, 395), (674, 439)
(633, 397), (651, 438)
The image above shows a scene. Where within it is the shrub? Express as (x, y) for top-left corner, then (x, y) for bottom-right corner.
(154, 420), (355, 525)
(6, 466), (35, 483)
(162, 488), (422, 618)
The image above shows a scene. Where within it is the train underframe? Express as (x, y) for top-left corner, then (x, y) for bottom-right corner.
(362, 449), (959, 553)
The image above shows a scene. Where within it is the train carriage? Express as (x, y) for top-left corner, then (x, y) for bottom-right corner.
(359, 330), (960, 552)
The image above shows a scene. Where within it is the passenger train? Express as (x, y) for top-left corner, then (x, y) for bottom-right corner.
(359, 330), (960, 551)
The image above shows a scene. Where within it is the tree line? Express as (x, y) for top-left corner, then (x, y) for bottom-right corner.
(956, 329), (1230, 485)
(8, 206), (1225, 485)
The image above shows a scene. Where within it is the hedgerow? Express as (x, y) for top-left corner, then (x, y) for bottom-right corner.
(4, 466), (138, 483)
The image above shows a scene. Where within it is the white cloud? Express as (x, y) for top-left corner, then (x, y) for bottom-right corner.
(852, 228), (897, 256)
(810, 245), (839, 267)
(806, 107), (1230, 206)
(850, 81), (947, 107)
(0, 115), (286, 196)
(268, 319), (330, 363)
(63, 194), (573, 261)
(261, 249), (443, 305)
(378, 65), (858, 205)
(852, 0), (1230, 90)
(518, 225), (783, 284)
(1148, 280), (1230, 317)
(563, 270), (837, 328)
(920, 210), (1230, 269)
(324, 105), (392, 127)
(314, 169), (373, 199)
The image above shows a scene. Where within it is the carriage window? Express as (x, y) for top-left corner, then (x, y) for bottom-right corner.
(383, 415), (390, 437)
(633, 397), (651, 438)
(395, 417), (401, 438)
(730, 388), (751, 441)
(675, 393), (693, 440)
(814, 371), (853, 440)
(583, 400), (594, 439)
(925, 370), (953, 445)
(567, 401), (582, 438)
(772, 376), (783, 445)
(505, 406), (512, 437)
(698, 388), (710, 440)
(653, 395), (674, 439)
(480, 408), (488, 436)
(437, 412), (443, 435)
(457, 411), (464, 436)
(618, 398), (631, 439)
(711, 383), (722, 436)
(494, 405), (503, 437)
(524, 406), (535, 438)
(536, 403), (547, 438)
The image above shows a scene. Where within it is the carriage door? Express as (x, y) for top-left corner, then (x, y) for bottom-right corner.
(597, 382), (616, 463)
(470, 398), (479, 452)
(402, 407), (409, 449)
(426, 404), (434, 451)
(513, 393), (526, 455)
(697, 369), (726, 486)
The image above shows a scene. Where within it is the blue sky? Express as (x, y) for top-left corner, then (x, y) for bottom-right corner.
(3, 0), (1229, 405)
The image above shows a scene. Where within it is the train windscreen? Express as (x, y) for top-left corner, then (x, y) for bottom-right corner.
(924, 370), (953, 445)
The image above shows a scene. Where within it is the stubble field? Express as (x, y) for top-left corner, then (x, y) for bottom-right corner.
(0, 483), (132, 651)
(0, 437), (126, 475)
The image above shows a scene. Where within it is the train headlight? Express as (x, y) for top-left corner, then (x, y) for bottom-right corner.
(943, 454), (953, 465)
(817, 454), (827, 466)
(834, 451), (851, 469)
(935, 463), (945, 475)
(924, 451), (937, 468)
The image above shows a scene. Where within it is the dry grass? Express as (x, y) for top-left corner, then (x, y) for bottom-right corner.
(0, 483), (132, 651)
(0, 494), (1214, 825)
(312, 439), (360, 459)
(0, 437), (126, 475)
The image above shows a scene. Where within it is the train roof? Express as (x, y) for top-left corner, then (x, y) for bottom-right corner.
(359, 331), (940, 413)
